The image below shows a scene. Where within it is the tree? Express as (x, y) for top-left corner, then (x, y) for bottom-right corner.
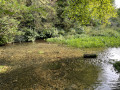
(0, 0), (58, 43)
(109, 8), (120, 27)
(117, 8), (120, 17)
(63, 0), (117, 25)
(0, 16), (20, 45)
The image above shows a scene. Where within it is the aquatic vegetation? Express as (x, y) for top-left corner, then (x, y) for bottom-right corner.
(47, 36), (120, 48)
(38, 51), (44, 54)
(0, 65), (9, 73)
(113, 61), (120, 72)
(0, 42), (101, 89)
(43, 59), (100, 89)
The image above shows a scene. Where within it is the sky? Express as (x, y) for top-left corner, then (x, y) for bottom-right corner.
(115, 0), (120, 8)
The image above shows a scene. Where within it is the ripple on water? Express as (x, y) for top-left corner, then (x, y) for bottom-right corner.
(94, 48), (120, 90)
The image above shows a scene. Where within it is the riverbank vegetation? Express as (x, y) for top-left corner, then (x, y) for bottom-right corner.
(47, 36), (120, 48)
(0, 0), (120, 48)
(113, 61), (120, 72)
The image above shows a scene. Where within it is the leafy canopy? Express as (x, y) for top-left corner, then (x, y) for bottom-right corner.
(0, 0), (46, 17)
(63, 0), (117, 24)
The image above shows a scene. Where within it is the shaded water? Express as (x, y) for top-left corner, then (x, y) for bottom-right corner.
(0, 42), (120, 90)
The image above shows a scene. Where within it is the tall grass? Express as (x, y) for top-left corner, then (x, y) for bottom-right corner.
(47, 36), (120, 48)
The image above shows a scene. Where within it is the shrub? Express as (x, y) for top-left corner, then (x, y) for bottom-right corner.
(68, 28), (76, 35)
(37, 29), (52, 39)
(84, 26), (120, 37)
(0, 16), (20, 45)
(75, 26), (84, 34)
(113, 61), (120, 72)
(58, 29), (65, 36)
(0, 36), (7, 45)
(22, 28), (39, 42)
(51, 28), (59, 37)
(37, 28), (65, 39)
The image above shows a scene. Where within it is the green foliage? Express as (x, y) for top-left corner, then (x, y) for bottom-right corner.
(37, 29), (52, 39)
(109, 9), (120, 27)
(63, 0), (117, 24)
(19, 13), (35, 29)
(68, 28), (76, 35)
(113, 61), (120, 72)
(117, 8), (120, 18)
(37, 28), (66, 39)
(58, 29), (65, 35)
(0, 0), (119, 45)
(47, 36), (120, 48)
(0, 37), (7, 45)
(55, 0), (74, 30)
(0, 16), (20, 44)
(84, 27), (120, 37)
(22, 28), (39, 42)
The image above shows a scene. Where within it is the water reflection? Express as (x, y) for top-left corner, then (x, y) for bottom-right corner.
(95, 48), (120, 90)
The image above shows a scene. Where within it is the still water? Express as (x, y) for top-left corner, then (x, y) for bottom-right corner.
(0, 42), (120, 90)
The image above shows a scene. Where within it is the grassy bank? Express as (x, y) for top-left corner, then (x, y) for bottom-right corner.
(47, 36), (120, 48)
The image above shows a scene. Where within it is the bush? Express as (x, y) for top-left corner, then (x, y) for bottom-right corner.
(113, 61), (120, 72)
(75, 26), (84, 34)
(67, 26), (84, 35)
(84, 26), (120, 37)
(58, 29), (65, 36)
(0, 36), (7, 45)
(0, 16), (20, 45)
(37, 29), (52, 39)
(37, 28), (65, 39)
(14, 34), (25, 43)
(68, 28), (76, 35)
(22, 28), (39, 42)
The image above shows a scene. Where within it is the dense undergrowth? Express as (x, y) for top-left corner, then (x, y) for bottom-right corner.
(47, 36), (120, 48)
(47, 26), (120, 48)
(0, 0), (120, 46)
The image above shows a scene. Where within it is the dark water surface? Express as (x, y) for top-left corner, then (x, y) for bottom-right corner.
(0, 42), (120, 90)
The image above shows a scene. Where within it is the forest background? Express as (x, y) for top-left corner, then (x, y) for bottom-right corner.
(0, 0), (120, 47)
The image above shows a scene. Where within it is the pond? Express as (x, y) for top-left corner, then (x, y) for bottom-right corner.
(0, 42), (120, 90)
